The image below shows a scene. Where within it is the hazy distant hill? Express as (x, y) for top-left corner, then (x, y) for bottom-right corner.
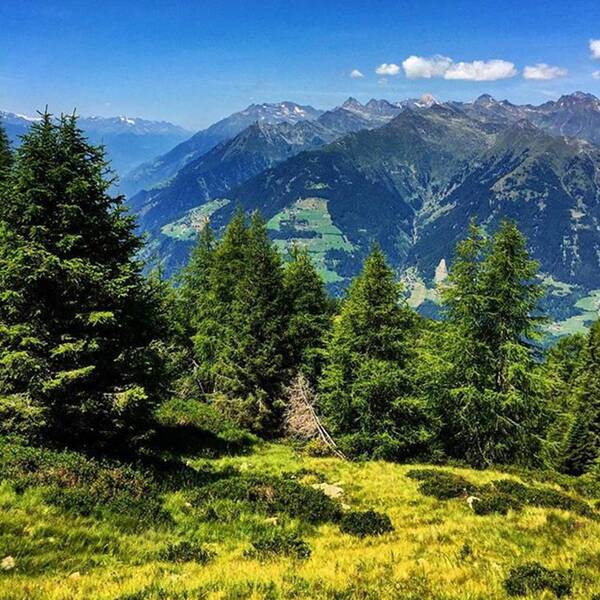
(0, 110), (191, 178)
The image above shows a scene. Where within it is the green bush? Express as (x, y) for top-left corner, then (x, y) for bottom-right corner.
(503, 562), (572, 597)
(195, 475), (342, 524)
(159, 541), (215, 564)
(483, 479), (594, 518)
(407, 469), (478, 500)
(473, 493), (520, 516)
(0, 439), (169, 528)
(339, 510), (394, 537)
(244, 529), (311, 560)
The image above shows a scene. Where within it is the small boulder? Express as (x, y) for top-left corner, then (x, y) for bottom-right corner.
(312, 482), (344, 499)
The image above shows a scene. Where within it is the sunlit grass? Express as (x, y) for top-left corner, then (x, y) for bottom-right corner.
(1, 443), (599, 599)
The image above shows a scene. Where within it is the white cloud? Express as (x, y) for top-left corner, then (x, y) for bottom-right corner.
(401, 55), (517, 81)
(375, 63), (401, 76)
(523, 63), (568, 80)
(445, 59), (517, 81)
(350, 69), (364, 79)
(593, 71), (600, 80)
(590, 39), (600, 59)
(402, 55), (452, 79)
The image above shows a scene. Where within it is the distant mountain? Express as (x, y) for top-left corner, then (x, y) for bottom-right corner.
(120, 101), (323, 196)
(203, 101), (600, 327)
(130, 114), (365, 273)
(111, 91), (600, 329)
(0, 110), (191, 178)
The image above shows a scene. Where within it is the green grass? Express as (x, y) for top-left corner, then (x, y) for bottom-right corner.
(161, 199), (230, 241)
(1, 440), (600, 599)
(549, 289), (600, 336)
(267, 197), (354, 283)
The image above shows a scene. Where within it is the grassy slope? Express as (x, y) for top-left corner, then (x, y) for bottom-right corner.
(1, 443), (599, 599)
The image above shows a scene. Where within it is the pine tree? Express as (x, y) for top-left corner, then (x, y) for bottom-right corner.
(283, 246), (331, 383)
(0, 113), (169, 450)
(0, 121), (12, 180)
(177, 224), (218, 395)
(214, 212), (290, 433)
(439, 220), (547, 467)
(319, 246), (430, 459)
(562, 320), (600, 474)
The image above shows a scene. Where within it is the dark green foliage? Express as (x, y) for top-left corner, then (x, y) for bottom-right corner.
(0, 113), (171, 450)
(159, 541), (215, 564)
(503, 562), (573, 597)
(195, 474), (342, 524)
(458, 543), (473, 560)
(0, 438), (169, 528)
(561, 320), (600, 475)
(177, 211), (292, 434)
(338, 510), (394, 537)
(319, 246), (431, 460)
(481, 479), (595, 518)
(410, 470), (478, 500)
(244, 529), (311, 560)
(283, 246), (332, 382)
(472, 493), (519, 516)
(153, 397), (257, 458)
(438, 220), (548, 467)
(0, 121), (12, 179)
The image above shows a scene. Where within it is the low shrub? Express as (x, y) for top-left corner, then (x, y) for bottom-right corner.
(407, 469), (478, 500)
(195, 475), (342, 524)
(339, 510), (394, 537)
(159, 541), (215, 564)
(503, 562), (572, 597)
(472, 493), (520, 516)
(483, 480), (594, 518)
(0, 439), (169, 528)
(244, 529), (311, 560)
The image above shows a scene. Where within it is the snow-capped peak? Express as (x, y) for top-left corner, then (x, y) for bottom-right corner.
(415, 93), (439, 108)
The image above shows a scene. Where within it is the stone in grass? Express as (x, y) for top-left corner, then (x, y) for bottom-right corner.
(0, 556), (15, 571)
(339, 510), (394, 537)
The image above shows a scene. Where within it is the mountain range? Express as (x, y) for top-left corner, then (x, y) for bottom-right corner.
(0, 110), (191, 179)
(122, 92), (600, 334)
(7, 93), (600, 333)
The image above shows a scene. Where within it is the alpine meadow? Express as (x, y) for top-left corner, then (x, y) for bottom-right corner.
(2, 2), (600, 599)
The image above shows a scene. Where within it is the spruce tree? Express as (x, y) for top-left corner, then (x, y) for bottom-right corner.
(177, 224), (218, 395)
(214, 212), (289, 433)
(0, 113), (169, 450)
(283, 246), (331, 382)
(561, 320), (600, 474)
(440, 220), (547, 467)
(0, 121), (12, 180)
(319, 246), (430, 459)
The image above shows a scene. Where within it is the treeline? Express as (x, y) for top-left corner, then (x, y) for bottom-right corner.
(0, 115), (598, 477)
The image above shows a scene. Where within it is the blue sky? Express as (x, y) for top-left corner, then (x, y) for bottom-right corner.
(2, 0), (600, 130)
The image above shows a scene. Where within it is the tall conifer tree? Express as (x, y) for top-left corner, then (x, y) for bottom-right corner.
(0, 113), (169, 450)
(283, 246), (331, 382)
(440, 220), (547, 466)
(319, 246), (430, 459)
(561, 320), (600, 474)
